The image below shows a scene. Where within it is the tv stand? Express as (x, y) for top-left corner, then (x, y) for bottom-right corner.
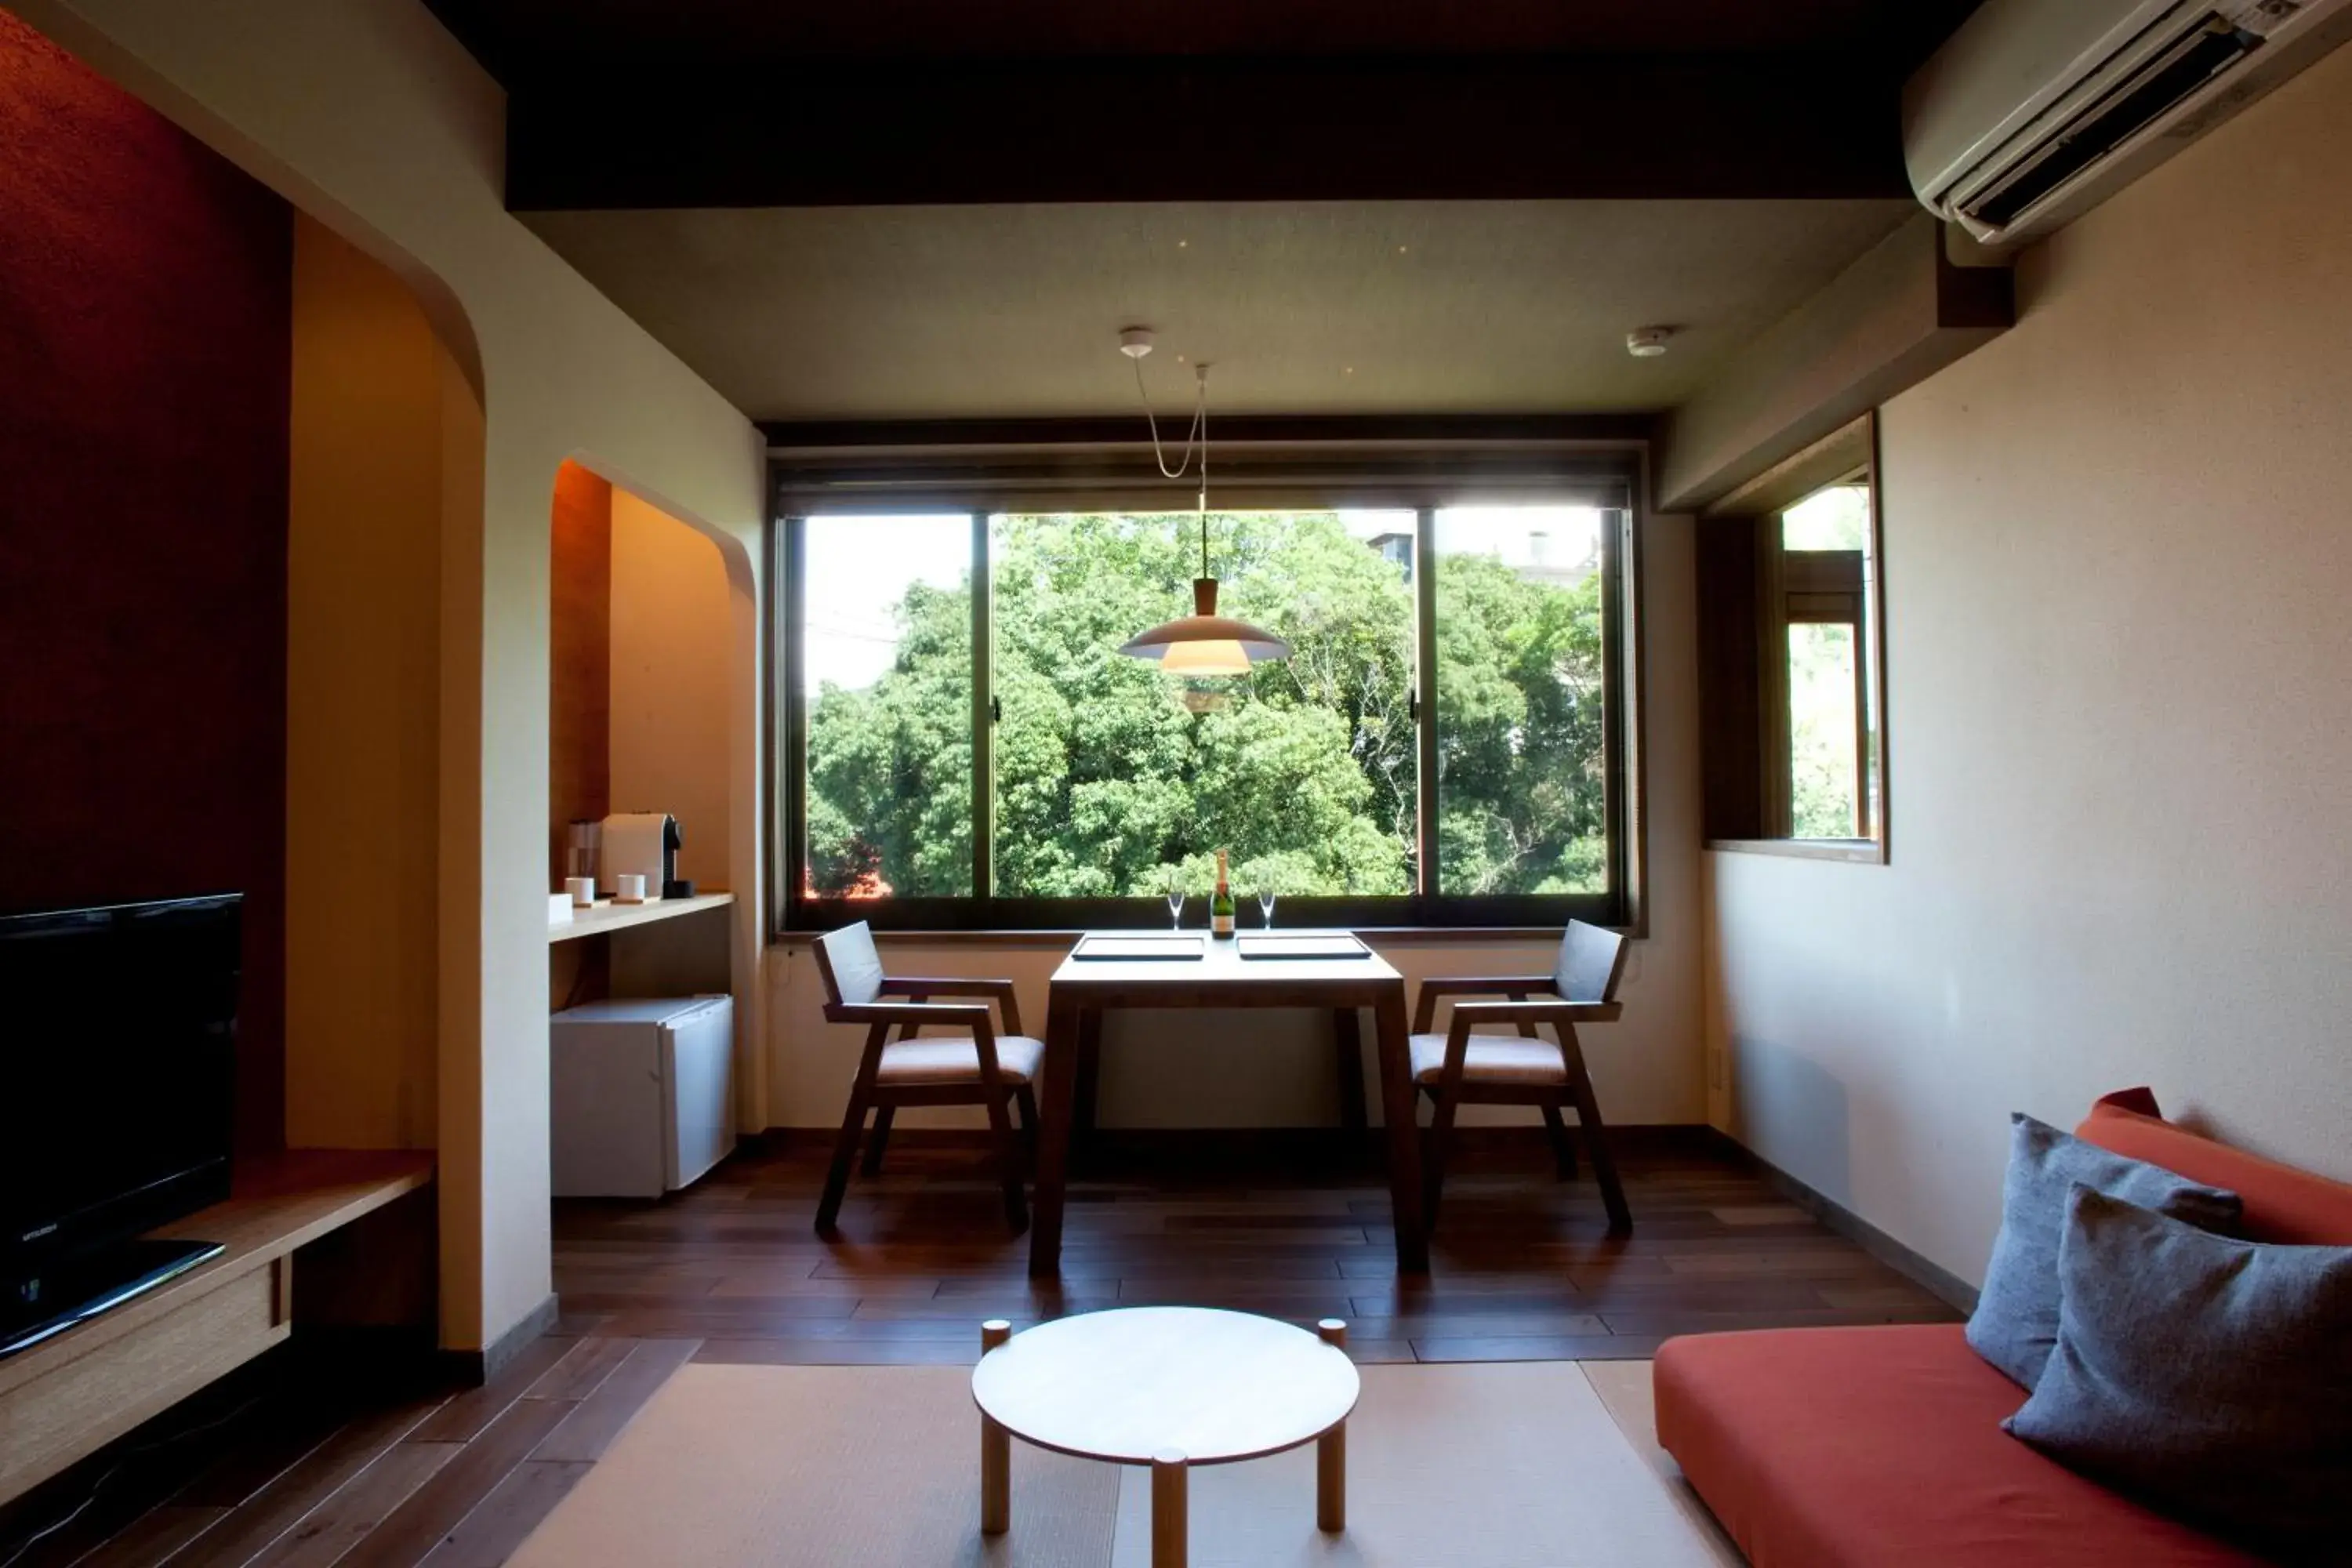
(0, 1149), (432, 1504)
(1, 1238), (227, 1359)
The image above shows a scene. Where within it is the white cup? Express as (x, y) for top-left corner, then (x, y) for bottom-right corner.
(615, 873), (648, 904)
(566, 876), (594, 908)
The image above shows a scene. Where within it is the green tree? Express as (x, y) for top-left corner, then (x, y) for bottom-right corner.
(1788, 622), (1860, 839)
(806, 576), (973, 895)
(805, 511), (1609, 903)
(1433, 553), (1608, 895)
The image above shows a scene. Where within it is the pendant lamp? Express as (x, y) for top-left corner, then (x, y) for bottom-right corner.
(1114, 330), (1290, 676)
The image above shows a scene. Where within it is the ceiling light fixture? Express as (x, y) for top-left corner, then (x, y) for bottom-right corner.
(1626, 326), (1675, 358)
(1114, 328), (1290, 678)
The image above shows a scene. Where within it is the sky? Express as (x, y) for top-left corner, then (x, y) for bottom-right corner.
(802, 514), (971, 694)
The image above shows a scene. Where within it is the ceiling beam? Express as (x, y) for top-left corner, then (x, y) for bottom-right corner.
(506, 54), (1911, 210)
(761, 413), (1653, 450)
(1652, 216), (2013, 513)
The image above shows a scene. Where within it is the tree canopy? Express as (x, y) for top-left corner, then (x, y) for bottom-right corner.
(804, 511), (1610, 902)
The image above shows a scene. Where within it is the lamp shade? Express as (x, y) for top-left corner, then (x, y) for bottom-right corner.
(1118, 578), (1290, 674)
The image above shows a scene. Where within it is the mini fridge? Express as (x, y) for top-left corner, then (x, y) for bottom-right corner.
(550, 995), (735, 1198)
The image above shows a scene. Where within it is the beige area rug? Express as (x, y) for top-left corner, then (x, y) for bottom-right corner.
(510, 1360), (1744, 1568)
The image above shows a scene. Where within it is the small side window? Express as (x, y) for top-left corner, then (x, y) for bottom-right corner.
(1697, 413), (1889, 862)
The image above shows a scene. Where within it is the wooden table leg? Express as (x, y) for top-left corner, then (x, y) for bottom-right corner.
(1316, 1319), (1348, 1533)
(1029, 993), (1081, 1278)
(1073, 1006), (1104, 1174)
(979, 1319), (1012, 1534)
(1152, 1450), (1188, 1568)
(1371, 985), (1430, 1272)
(1332, 1007), (1368, 1153)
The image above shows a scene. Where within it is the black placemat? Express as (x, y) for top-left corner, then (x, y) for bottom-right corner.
(1071, 934), (1207, 960)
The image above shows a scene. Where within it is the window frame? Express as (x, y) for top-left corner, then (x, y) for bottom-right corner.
(774, 472), (1645, 935)
(1699, 412), (1889, 864)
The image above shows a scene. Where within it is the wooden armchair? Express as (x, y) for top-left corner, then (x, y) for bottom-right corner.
(810, 921), (1040, 1236)
(1410, 919), (1632, 1236)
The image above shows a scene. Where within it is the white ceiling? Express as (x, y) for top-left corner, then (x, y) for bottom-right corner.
(524, 198), (1917, 422)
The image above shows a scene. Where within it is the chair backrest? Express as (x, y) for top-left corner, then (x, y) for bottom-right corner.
(1553, 919), (1629, 1004)
(811, 920), (885, 1011)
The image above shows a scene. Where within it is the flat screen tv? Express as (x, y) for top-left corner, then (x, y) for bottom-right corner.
(1, 894), (241, 1356)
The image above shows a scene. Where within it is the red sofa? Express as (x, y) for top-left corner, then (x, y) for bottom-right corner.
(1653, 1089), (2352, 1567)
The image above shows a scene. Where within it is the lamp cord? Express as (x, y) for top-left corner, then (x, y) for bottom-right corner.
(1131, 354), (1215, 575)
(1133, 354), (1206, 481)
(1198, 372), (1210, 576)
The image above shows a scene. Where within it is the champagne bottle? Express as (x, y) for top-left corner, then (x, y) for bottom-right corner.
(1211, 848), (1236, 937)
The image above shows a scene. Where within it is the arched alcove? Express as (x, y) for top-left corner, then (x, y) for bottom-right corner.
(546, 460), (767, 1143)
(284, 212), (485, 1154)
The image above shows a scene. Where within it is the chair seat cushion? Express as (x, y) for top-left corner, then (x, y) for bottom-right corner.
(875, 1033), (1044, 1087)
(1654, 1325), (2263, 1568)
(1408, 1032), (1566, 1087)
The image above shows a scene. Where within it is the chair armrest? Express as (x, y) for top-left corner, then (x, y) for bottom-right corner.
(827, 1000), (995, 1033)
(1448, 1000), (1621, 1028)
(1412, 975), (1559, 1031)
(882, 977), (1016, 999)
(880, 977), (1022, 1035)
(1420, 975), (1559, 996)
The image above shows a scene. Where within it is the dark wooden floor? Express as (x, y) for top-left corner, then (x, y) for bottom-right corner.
(3, 1132), (1956, 1566)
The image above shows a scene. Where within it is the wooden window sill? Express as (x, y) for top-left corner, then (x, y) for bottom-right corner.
(771, 925), (1606, 949)
(1707, 837), (1885, 864)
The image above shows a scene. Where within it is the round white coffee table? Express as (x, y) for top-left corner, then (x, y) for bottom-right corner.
(971, 1306), (1360, 1566)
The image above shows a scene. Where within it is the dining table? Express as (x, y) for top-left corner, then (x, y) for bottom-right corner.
(1027, 930), (1430, 1277)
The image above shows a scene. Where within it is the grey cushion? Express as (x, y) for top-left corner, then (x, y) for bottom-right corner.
(1965, 1113), (2241, 1390)
(1407, 1032), (1569, 1087)
(2005, 1185), (2352, 1563)
(874, 1033), (1044, 1086)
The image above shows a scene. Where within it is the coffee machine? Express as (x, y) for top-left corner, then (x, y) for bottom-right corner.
(600, 812), (688, 899)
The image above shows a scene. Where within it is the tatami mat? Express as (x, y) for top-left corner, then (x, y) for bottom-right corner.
(506, 1363), (1119, 1567)
(1109, 1361), (1737, 1567)
(510, 1359), (1740, 1567)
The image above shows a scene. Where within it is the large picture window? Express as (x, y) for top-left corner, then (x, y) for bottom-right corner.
(780, 492), (1635, 931)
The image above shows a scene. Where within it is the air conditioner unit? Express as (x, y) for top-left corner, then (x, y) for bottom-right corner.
(1904, 0), (2352, 250)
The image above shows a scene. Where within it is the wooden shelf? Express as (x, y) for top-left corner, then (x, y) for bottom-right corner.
(550, 891), (733, 943)
(0, 1148), (434, 1501)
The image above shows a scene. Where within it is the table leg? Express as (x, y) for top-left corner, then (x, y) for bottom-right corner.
(1073, 1006), (1104, 1173)
(979, 1319), (1011, 1534)
(1029, 993), (1080, 1277)
(1316, 1320), (1348, 1533)
(1152, 1450), (1188, 1568)
(1332, 1007), (1368, 1152)
(1371, 985), (1430, 1272)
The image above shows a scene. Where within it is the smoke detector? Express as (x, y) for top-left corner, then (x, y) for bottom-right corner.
(1625, 326), (1674, 358)
(1119, 326), (1156, 359)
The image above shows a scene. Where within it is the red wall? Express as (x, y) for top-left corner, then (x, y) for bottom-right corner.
(0, 11), (292, 1152)
(548, 461), (613, 1010)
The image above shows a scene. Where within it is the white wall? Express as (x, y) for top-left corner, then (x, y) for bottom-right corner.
(1705, 41), (2352, 1287)
(764, 510), (1708, 1131)
(16, 0), (770, 1351)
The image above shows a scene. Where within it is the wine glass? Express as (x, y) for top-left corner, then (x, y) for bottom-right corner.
(1257, 885), (1278, 930)
(1166, 886), (1185, 931)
